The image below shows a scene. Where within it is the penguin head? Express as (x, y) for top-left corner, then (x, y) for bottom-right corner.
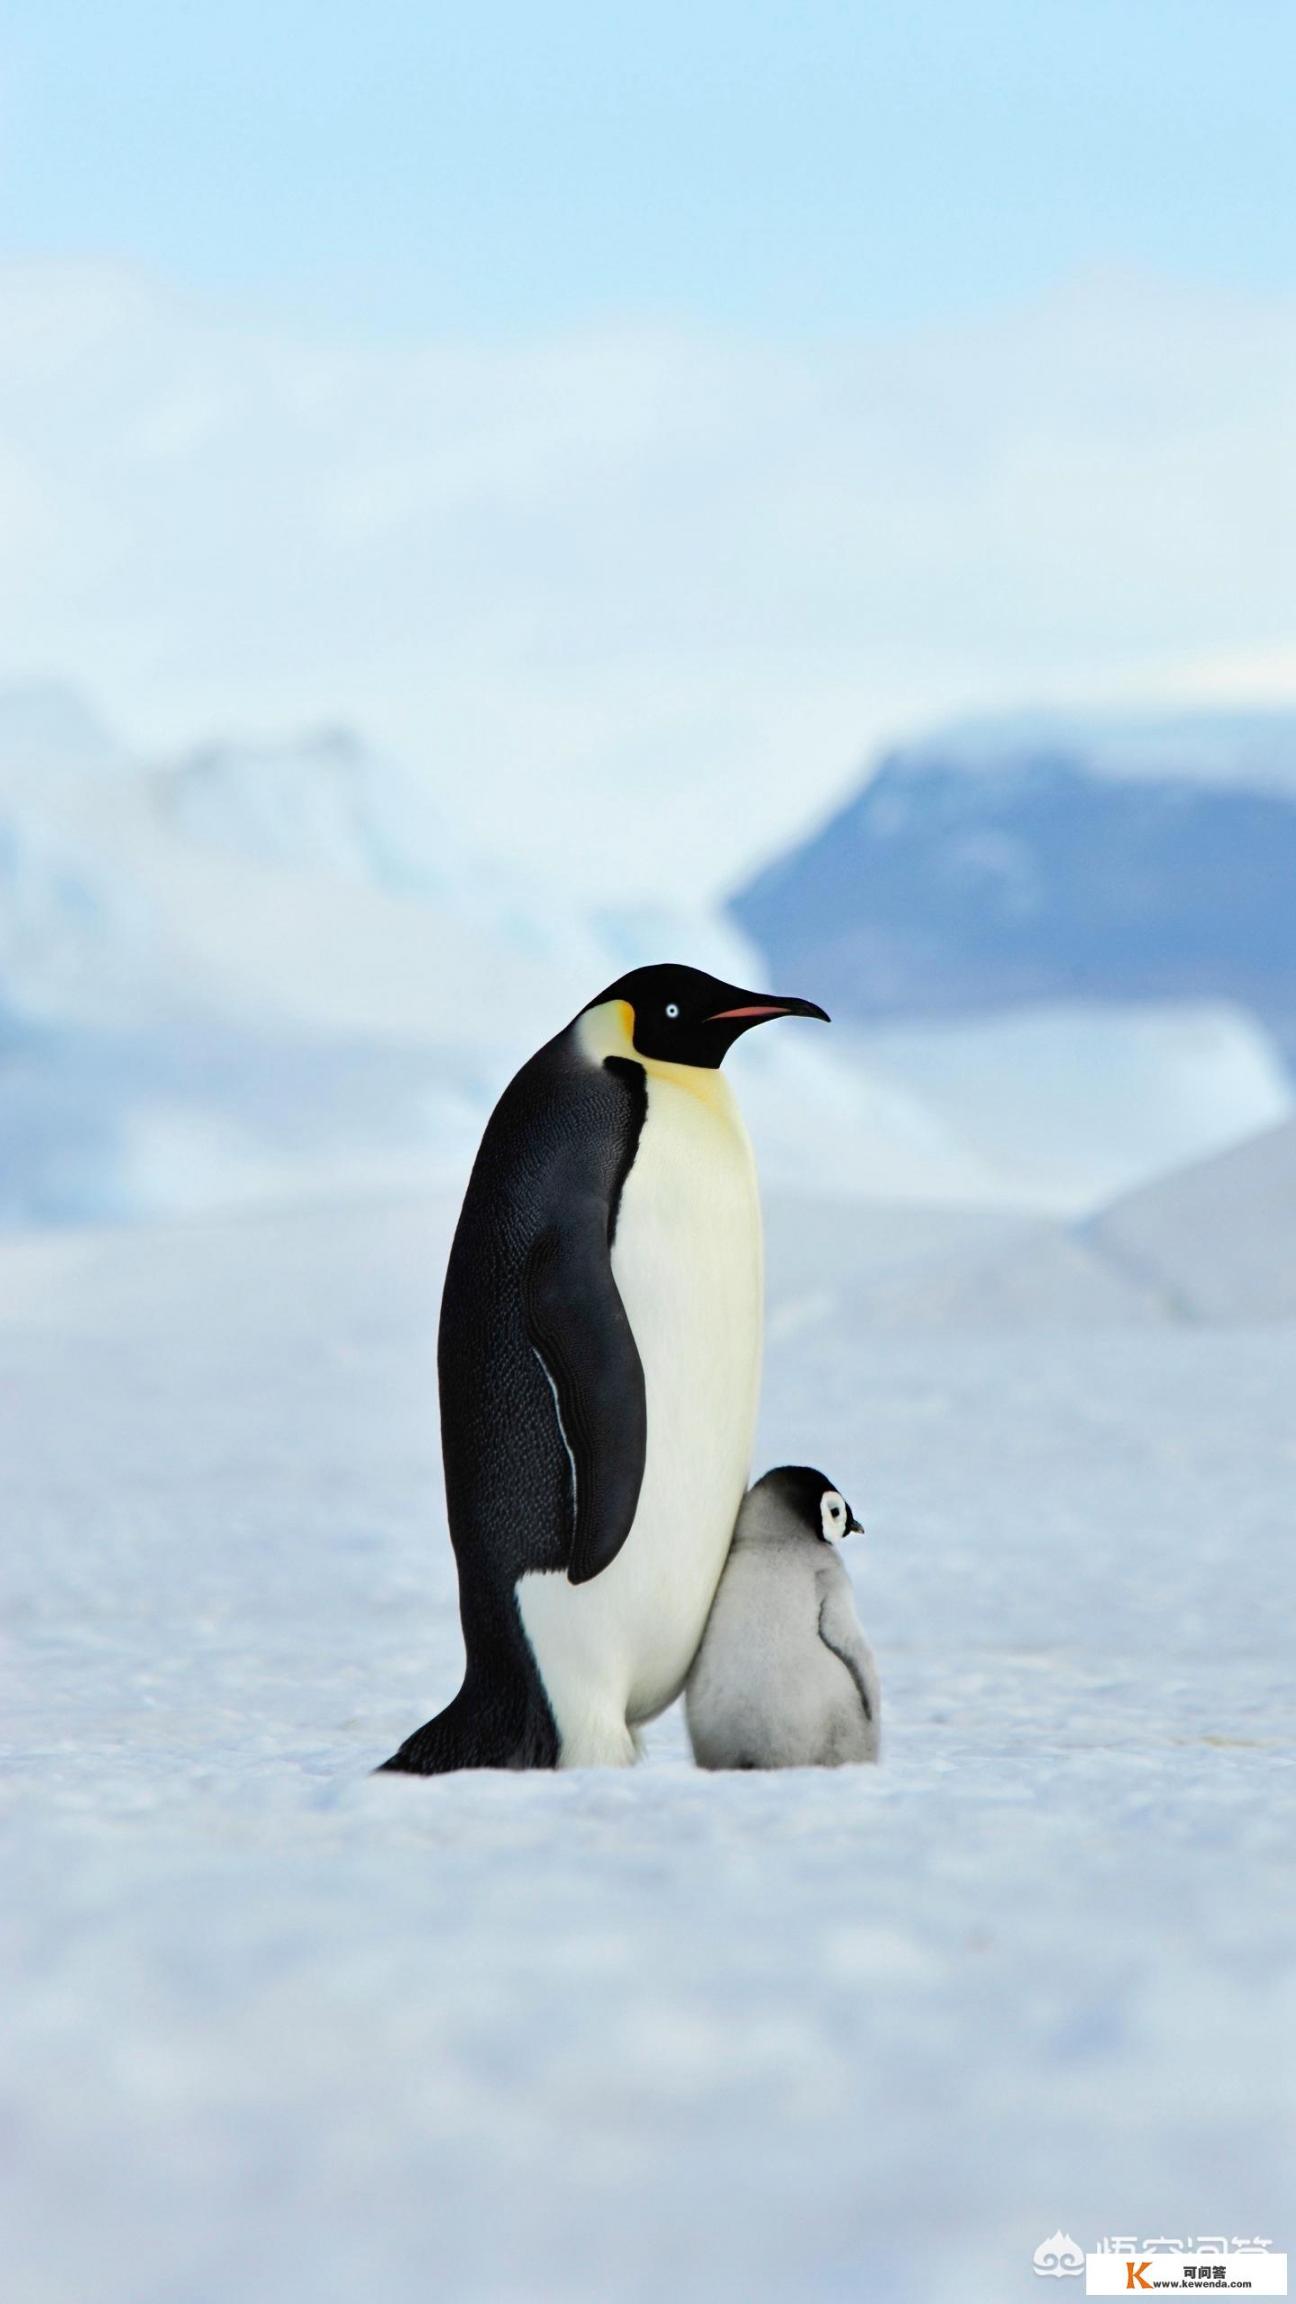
(743, 1464), (864, 1544)
(583, 963), (828, 1069)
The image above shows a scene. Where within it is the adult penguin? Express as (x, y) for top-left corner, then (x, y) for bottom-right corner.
(378, 963), (828, 1773)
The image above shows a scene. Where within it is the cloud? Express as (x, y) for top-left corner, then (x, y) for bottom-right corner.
(1, 259), (1293, 899)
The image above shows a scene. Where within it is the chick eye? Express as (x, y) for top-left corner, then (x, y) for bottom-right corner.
(665, 1003), (680, 1019)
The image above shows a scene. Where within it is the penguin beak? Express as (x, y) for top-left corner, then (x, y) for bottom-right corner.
(845, 1513), (864, 1537)
(706, 992), (830, 1025)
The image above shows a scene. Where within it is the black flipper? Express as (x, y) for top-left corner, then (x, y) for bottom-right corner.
(524, 1216), (648, 1585)
(377, 1027), (650, 1773)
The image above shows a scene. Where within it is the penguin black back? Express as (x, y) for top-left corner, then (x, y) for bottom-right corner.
(379, 1024), (649, 1771)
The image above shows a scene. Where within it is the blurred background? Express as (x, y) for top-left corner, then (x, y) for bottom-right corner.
(3, 11), (1295, 2304)
(2, 0), (1294, 1283)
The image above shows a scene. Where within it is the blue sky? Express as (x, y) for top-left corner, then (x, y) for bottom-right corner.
(4, 0), (1294, 336)
(1, 3), (1293, 896)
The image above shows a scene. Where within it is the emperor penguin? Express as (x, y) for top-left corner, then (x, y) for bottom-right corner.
(685, 1465), (879, 1769)
(379, 963), (828, 1773)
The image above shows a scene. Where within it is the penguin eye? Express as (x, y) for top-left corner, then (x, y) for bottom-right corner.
(665, 1003), (680, 1019)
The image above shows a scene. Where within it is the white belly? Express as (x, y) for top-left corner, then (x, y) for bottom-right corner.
(517, 1066), (762, 1764)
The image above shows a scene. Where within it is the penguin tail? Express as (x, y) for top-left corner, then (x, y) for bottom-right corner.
(375, 1678), (559, 1775)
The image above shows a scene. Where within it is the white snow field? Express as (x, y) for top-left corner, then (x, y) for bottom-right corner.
(2, 1191), (1293, 2304)
(1088, 1116), (1296, 1323)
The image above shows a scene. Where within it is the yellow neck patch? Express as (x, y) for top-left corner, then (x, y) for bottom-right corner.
(577, 999), (737, 1116)
(578, 999), (637, 1062)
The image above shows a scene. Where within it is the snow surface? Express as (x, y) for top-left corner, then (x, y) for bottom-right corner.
(763, 1196), (1169, 1331)
(1088, 1115), (1296, 1322)
(2, 1192), (1292, 2304)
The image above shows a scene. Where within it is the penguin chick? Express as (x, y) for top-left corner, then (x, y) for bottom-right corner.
(685, 1465), (879, 1770)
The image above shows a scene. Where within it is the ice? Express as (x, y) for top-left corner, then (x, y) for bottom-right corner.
(1088, 1114), (1296, 1322)
(1, 1191), (1292, 2303)
(7, 678), (1292, 1227)
(849, 1002), (1293, 1213)
(0, 683), (1005, 1222)
(731, 709), (1296, 1070)
(762, 1195), (1168, 1330)
(1, 686), (1290, 2295)
(0, 677), (125, 782)
(875, 706), (1296, 796)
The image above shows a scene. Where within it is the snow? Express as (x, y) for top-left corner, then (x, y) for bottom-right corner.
(1088, 1115), (1296, 1322)
(1, 1191), (1292, 2304)
(7, 681), (1295, 1229)
(763, 1196), (1168, 1330)
(730, 710), (1296, 1071)
(6, 680), (1294, 1227)
(884, 706), (1296, 796)
(1, 681), (1291, 2293)
(0, 683), (1016, 1221)
(0, 678), (126, 781)
(851, 1002), (1293, 1213)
